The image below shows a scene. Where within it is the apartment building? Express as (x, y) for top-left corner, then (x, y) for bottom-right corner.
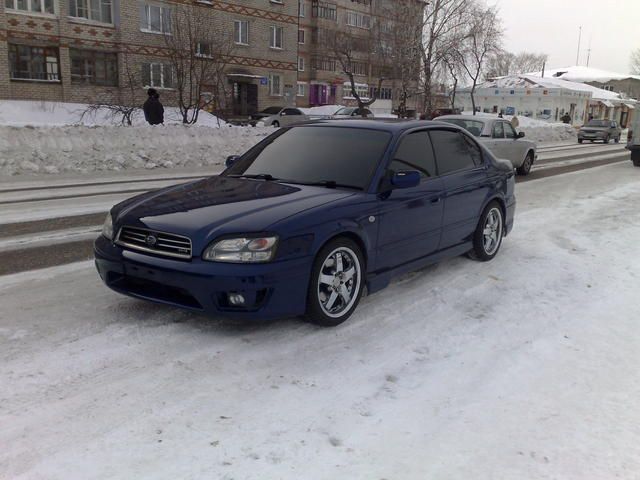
(0, 0), (298, 115)
(297, 0), (422, 115)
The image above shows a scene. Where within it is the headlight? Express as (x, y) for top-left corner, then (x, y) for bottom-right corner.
(102, 212), (114, 240)
(202, 236), (278, 263)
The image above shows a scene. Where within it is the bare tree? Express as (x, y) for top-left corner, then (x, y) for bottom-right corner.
(419, 0), (471, 116)
(81, 53), (141, 126)
(631, 48), (640, 75)
(442, 49), (464, 110)
(326, 30), (385, 117)
(164, 5), (234, 124)
(486, 51), (548, 79)
(457, 4), (502, 115)
(378, 0), (423, 117)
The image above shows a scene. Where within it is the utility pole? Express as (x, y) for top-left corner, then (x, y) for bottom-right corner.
(576, 26), (582, 65)
(586, 36), (592, 67)
(541, 61), (546, 78)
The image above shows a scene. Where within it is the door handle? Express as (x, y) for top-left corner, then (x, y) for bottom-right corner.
(430, 196), (441, 204)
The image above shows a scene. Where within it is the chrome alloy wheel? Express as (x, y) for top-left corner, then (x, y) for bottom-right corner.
(482, 207), (503, 256)
(317, 247), (361, 318)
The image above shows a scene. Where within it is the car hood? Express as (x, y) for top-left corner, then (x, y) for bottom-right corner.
(580, 126), (608, 132)
(112, 176), (355, 252)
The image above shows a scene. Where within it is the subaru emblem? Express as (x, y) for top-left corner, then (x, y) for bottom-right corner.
(145, 235), (157, 247)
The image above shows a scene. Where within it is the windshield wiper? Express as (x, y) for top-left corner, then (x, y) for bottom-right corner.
(288, 180), (362, 190)
(228, 173), (278, 181)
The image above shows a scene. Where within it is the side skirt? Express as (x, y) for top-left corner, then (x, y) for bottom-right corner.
(366, 242), (473, 295)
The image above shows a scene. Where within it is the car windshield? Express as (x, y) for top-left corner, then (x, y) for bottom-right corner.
(585, 120), (609, 127)
(225, 126), (391, 190)
(261, 107), (282, 115)
(335, 107), (356, 116)
(437, 118), (485, 137)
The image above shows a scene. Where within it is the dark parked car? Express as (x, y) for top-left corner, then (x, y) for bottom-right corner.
(578, 119), (622, 144)
(95, 120), (516, 326)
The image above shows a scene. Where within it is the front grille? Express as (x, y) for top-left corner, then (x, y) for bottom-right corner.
(116, 226), (192, 260)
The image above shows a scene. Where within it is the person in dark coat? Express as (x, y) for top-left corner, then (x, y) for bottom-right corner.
(143, 88), (164, 125)
(561, 112), (572, 124)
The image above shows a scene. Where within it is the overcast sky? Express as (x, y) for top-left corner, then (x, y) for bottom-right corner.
(493, 0), (639, 74)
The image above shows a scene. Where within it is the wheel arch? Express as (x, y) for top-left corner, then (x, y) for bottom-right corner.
(313, 229), (369, 269)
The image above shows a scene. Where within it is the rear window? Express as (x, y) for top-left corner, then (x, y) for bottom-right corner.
(429, 130), (479, 175)
(437, 118), (484, 137)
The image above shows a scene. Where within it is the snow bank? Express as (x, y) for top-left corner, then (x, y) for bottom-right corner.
(461, 111), (577, 143)
(0, 125), (271, 175)
(0, 100), (227, 127)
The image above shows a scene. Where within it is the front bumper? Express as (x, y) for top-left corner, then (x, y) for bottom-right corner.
(578, 131), (607, 140)
(94, 236), (312, 320)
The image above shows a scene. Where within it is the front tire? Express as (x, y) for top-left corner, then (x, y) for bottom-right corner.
(272, 121), (280, 128)
(604, 135), (610, 144)
(516, 151), (534, 175)
(468, 202), (504, 262)
(615, 136), (620, 143)
(578, 138), (583, 144)
(306, 238), (365, 327)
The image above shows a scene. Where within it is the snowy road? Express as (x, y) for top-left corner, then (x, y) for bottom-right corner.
(1, 161), (640, 479)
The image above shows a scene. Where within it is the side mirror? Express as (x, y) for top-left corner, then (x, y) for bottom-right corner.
(225, 155), (240, 168)
(518, 131), (525, 138)
(280, 112), (287, 116)
(390, 170), (420, 189)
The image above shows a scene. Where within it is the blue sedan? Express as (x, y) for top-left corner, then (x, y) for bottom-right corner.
(94, 120), (516, 326)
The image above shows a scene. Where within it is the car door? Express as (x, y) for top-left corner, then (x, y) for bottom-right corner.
(281, 108), (304, 126)
(430, 129), (491, 249)
(488, 120), (508, 160)
(503, 121), (525, 167)
(376, 130), (445, 270)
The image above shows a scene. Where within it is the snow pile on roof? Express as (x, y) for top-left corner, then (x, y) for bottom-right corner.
(299, 105), (342, 117)
(0, 124), (271, 176)
(480, 75), (621, 101)
(0, 100), (227, 127)
(461, 111), (577, 143)
(528, 65), (640, 84)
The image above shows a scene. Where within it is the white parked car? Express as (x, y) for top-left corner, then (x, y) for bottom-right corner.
(331, 107), (375, 118)
(435, 115), (537, 175)
(251, 107), (309, 127)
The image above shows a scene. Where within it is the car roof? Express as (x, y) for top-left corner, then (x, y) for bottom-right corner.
(434, 115), (491, 122)
(293, 119), (459, 133)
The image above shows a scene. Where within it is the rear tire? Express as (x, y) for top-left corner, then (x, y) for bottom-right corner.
(468, 202), (504, 262)
(604, 135), (610, 144)
(305, 238), (365, 327)
(578, 139), (583, 144)
(516, 152), (534, 175)
(615, 136), (620, 143)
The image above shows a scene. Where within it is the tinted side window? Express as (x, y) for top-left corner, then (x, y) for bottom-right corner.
(283, 108), (302, 115)
(504, 122), (516, 139)
(389, 131), (437, 178)
(430, 130), (478, 174)
(492, 121), (504, 138)
(462, 135), (483, 166)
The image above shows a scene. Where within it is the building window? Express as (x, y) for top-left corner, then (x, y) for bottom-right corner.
(346, 60), (367, 76)
(346, 10), (370, 29)
(298, 57), (304, 72)
(70, 49), (118, 86)
(8, 44), (59, 81)
(140, 4), (172, 34)
(142, 63), (174, 89)
(369, 86), (392, 100)
(298, 0), (305, 17)
(269, 73), (282, 96)
(196, 42), (214, 57)
(269, 26), (283, 49)
(234, 20), (249, 45)
(6, 0), (54, 14)
(297, 82), (306, 97)
(298, 29), (305, 44)
(69, 0), (112, 23)
(343, 82), (369, 99)
(311, 0), (337, 21)
(311, 56), (335, 72)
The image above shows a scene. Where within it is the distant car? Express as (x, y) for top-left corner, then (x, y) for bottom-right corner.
(95, 120), (516, 326)
(578, 119), (622, 144)
(251, 107), (309, 127)
(332, 107), (374, 118)
(434, 115), (537, 175)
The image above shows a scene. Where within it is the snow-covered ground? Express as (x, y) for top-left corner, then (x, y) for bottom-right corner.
(1, 161), (640, 479)
(0, 100), (227, 127)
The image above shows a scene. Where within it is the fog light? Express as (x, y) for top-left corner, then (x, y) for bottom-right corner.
(228, 293), (245, 306)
